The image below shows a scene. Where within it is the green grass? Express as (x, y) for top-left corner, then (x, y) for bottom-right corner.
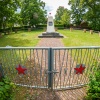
(0, 30), (43, 47)
(0, 29), (100, 47)
(58, 29), (100, 46)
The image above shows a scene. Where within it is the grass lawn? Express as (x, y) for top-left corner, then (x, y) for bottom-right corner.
(58, 29), (100, 46)
(0, 30), (43, 47)
(0, 29), (100, 47)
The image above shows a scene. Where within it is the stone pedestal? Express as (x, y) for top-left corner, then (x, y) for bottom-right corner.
(90, 30), (93, 34)
(38, 32), (64, 38)
(83, 29), (86, 33)
(99, 32), (100, 37)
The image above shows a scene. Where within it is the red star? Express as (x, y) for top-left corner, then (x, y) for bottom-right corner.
(74, 64), (85, 74)
(16, 64), (27, 75)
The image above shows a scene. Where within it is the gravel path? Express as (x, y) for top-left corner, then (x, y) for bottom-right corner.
(34, 38), (87, 100)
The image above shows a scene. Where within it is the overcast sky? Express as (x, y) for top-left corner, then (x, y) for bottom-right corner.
(42, 0), (70, 17)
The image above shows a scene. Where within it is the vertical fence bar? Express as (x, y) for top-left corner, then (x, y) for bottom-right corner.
(0, 63), (4, 79)
(48, 48), (53, 89)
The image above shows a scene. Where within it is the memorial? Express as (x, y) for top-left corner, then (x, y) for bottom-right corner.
(38, 13), (64, 38)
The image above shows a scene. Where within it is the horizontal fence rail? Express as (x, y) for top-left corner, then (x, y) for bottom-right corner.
(0, 46), (100, 90)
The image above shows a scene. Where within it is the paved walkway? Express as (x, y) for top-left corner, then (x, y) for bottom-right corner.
(34, 38), (87, 100)
(36, 38), (64, 47)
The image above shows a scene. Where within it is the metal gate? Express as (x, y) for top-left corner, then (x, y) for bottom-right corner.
(0, 46), (100, 90)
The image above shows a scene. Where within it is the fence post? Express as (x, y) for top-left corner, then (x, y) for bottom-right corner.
(0, 63), (4, 80)
(48, 48), (53, 89)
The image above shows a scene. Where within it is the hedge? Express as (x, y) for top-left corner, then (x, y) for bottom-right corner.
(37, 24), (64, 29)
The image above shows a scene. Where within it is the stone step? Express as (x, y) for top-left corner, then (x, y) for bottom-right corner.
(38, 35), (64, 38)
(38, 32), (64, 38)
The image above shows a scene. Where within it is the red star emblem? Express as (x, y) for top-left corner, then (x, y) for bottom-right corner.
(16, 64), (27, 75)
(74, 64), (85, 74)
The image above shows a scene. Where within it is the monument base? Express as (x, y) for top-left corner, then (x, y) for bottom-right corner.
(38, 32), (64, 38)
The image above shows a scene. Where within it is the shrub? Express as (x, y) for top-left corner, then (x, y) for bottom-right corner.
(0, 29), (4, 33)
(54, 24), (64, 27)
(85, 61), (100, 100)
(37, 24), (64, 29)
(0, 77), (16, 100)
(12, 27), (22, 31)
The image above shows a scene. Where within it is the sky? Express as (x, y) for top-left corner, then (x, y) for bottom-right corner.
(41, 0), (70, 17)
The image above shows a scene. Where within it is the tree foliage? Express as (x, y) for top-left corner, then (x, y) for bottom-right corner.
(21, 0), (47, 26)
(69, 0), (100, 30)
(55, 6), (65, 24)
(82, 0), (100, 30)
(60, 9), (70, 27)
(0, 0), (47, 30)
(55, 6), (70, 26)
(7, 13), (22, 31)
(0, 0), (20, 29)
(69, 0), (85, 25)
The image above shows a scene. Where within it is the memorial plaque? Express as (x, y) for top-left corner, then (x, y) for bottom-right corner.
(48, 21), (53, 26)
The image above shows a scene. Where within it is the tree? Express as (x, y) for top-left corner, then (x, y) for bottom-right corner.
(21, 0), (47, 26)
(0, 0), (20, 29)
(60, 9), (70, 27)
(55, 6), (65, 24)
(7, 13), (22, 31)
(69, 0), (100, 30)
(68, 0), (85, 25)
(55, 6), (71, 26)
(81, 0), (100, 30)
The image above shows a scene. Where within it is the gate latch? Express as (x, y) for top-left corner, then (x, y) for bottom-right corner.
(46, 70), (59, 74)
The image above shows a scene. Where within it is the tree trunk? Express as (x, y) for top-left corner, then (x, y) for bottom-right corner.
(7, 30), (10, 34)
(10, 26), (12, 33)
(15, 29), (17, 33)
(0, 33), (2, 37)
(28, 28), (31, 32)
(70, 27), (73, 32)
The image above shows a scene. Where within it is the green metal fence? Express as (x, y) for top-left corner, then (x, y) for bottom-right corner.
(52, 47), (100, 90)
(0, 46), (100, 90)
